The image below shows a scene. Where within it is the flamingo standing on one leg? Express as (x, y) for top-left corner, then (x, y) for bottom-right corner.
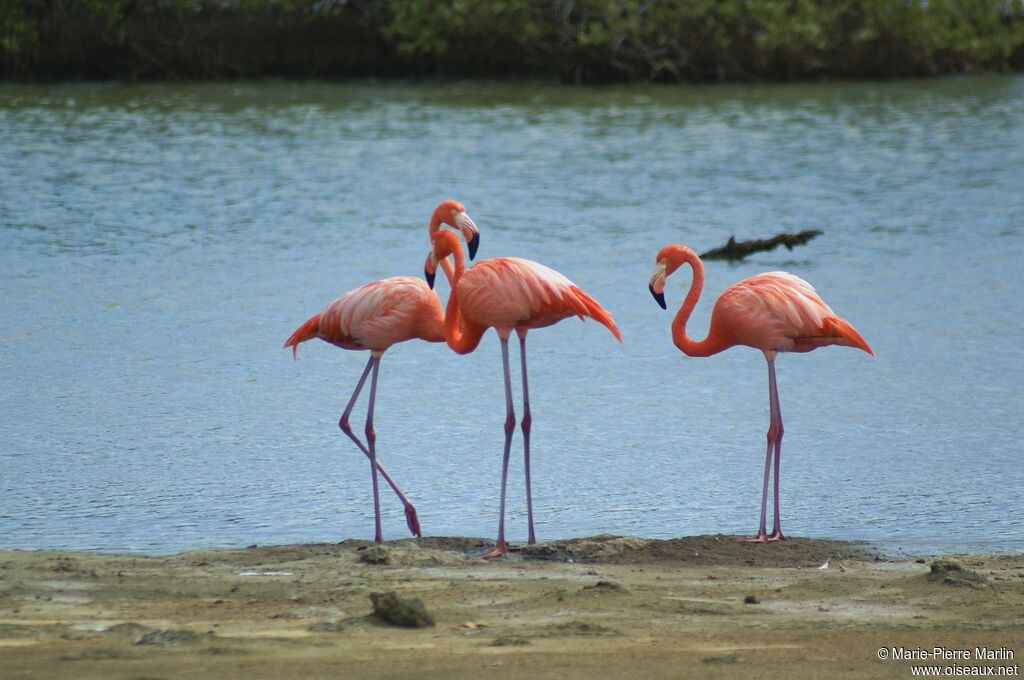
(426, 230), (622, 558)
(647, 243), (873, 542)
(283, 202), (479, 544)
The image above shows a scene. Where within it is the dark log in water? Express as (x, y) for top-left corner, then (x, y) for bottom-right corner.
(700, 231), (823, 262)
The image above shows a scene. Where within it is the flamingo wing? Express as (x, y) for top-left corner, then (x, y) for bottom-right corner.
(459, 258), (622, 339)
(291, 276), (439, 354)
(715, 272), (870, 354)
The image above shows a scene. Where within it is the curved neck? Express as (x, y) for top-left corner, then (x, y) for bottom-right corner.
(428, 213), (443, 242)
(671, 250), (727, 357)
(439, 257), (456, 287)
(417, 259), (456, 344)
(442, 244), (486, 355)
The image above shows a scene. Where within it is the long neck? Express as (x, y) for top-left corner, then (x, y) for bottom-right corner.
(671, 251), (728, 357)
(427, 257), (457, 343)
(440, 257), (456, 287)
(417, 260), (457, 344)
(442, 245), (486, 355)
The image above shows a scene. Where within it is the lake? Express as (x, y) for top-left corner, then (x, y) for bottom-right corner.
(1, 77), (1022, 555)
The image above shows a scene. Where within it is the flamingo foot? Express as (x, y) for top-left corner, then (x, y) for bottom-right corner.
(404, 505), (421, 538)
(741, 532), (785, 543)
(478, 542), (508, 559)
(768, 529), (785, 541)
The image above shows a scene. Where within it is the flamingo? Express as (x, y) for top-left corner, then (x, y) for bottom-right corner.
(283, 202), (479, 544)
(648, 243), (873, 542)
(426, 229), (622, 558)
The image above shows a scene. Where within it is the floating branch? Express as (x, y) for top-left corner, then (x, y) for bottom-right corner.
(700, 230), (823, 262)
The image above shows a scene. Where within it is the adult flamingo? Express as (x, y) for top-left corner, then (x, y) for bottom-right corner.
(426, 230), (622, 557)
(283, 203), (479, 544)
(648, 243), (873, 542)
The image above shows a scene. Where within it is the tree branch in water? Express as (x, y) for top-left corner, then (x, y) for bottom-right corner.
(700, 230), (823, 262)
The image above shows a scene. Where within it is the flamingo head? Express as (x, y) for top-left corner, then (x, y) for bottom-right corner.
(424, 229), (461, 290)
(649, 244), (690, 309)
(429, 199), (480, 260)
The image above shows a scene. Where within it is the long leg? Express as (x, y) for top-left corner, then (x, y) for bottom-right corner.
(480, 335), (515, 558)
(745, 355), (781, 543)
(338, 354), (421, 539)
(365, 355), (383, 543)
(744, 433), (773, 542)
(338, 355), (374, 449)
(768, 358), (785, 540)
(518, 331), (536, 545)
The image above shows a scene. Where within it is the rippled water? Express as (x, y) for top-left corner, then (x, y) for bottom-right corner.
(1, 78), (1022, 555)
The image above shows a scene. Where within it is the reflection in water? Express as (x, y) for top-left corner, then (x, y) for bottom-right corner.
(1, 77), (1022, 554)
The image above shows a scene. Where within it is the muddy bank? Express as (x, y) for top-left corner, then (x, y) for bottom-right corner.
(1, 535), (1021, 679)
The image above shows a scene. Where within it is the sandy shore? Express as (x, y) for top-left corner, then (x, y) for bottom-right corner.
(0, 535), (1021, 679)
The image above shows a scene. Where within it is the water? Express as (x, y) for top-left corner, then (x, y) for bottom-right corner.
(1, 78), (1022, 555)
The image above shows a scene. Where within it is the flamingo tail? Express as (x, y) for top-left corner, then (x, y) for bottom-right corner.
(571, 286), (623, 343)
(283, 313), (322, 359)
(821, 316), (874, 356)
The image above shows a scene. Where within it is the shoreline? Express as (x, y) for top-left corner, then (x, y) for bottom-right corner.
(1, 534), (1021, 679)
(3, 531), (1020, 560)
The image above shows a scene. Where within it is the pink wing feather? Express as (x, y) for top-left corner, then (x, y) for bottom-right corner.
(284, 276), (442, 356)
(457, 258), (622, 340)
(715, 272), (872, 354)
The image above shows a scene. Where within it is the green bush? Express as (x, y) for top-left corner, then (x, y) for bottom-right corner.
(2, 0), (1022, 80)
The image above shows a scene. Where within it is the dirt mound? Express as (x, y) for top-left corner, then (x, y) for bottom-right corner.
(520, 534), (871, 568)
(181, 534), (870, 569)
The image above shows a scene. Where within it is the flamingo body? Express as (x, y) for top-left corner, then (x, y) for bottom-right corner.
(455, 257), (623, 341)
(285, 276), (444, 356)
(707, 271), (872, 356)
(649, 243), (872, 543)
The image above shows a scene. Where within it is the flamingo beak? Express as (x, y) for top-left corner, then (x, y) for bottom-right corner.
(648, 263), (667, 309)
(650, 284), (666, 310)
(425, 253), (437, 290)
(454, 211), (480, 260)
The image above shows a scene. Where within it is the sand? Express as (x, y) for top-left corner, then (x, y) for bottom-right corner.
(1, 535), (1021, 679)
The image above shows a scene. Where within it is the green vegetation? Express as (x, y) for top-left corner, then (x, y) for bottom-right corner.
(2, 0), (1023, 81)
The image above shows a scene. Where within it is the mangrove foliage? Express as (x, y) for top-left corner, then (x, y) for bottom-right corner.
(2, 0), (1023, 82)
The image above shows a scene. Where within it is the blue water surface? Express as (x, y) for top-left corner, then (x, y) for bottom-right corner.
(1, 77), (1022, 554)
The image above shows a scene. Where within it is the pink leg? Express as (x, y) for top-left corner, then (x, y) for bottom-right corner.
(744, 357), (784, 543)
(769, 360), (785, 540)
(479, 336), (514, 559)
(364, 355), (383, 544)
(518, 331), (536, 545)
(744, 436), (773, 542)
(338, 354), (421, 541)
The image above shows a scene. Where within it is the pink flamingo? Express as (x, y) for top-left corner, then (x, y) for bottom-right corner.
(426, 230), (622, 558)
(648, 243), (873, 542)
(284, 202), (479, 544)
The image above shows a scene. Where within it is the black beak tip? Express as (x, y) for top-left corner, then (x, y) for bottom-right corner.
(425, 269), (436, 289)
(650, 285), (666, 310)
(468, 232), (480, 260)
